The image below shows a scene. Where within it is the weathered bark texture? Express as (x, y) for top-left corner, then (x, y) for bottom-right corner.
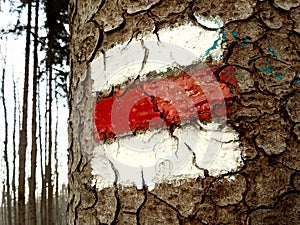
(68, 0), (300, 224)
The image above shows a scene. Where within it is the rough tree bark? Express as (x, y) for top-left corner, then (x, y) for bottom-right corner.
(68, 0), (300, 224)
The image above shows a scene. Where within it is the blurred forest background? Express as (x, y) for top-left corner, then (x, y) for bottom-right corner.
(0, 0), (70, 225)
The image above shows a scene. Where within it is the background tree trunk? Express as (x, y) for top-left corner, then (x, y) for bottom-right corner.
(28, 1), (39, 225)
(12, 80), (18, 225)
(18, 2), (31, 225)
(1, 51), (12, 225)
(38, 79), (47, 225)
(68, 0), (300, 224)
(46, 9), (54, 225)
(1, 181), (7, 225)
(54, 87), (60, 225)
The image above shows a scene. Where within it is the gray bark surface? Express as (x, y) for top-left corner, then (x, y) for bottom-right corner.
(68, 0), (300, 224)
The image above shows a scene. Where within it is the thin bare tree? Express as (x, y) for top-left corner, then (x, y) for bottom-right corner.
(37, 78), (47, 225)
(28, 0), (39, 224)
(18, 2), (31, 225)
(1, 180), (7, 225)
(45, 2), (56, 223)
(54, 86), (60, 225)
(46, 64), (54, 225)
(1, 43), (12, 225)
(12, 79), (18, 225)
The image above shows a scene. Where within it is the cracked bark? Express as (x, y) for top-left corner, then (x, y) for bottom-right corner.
(68, 0), (300, 224)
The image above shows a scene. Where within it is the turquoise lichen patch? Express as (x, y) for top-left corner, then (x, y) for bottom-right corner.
(242, 38), (251, 43)
(241, 38), (251, 48)
(231, 31), (239, 42)
(260, 61), (284, 80)
(269, 46), (279, 58)
(221, 29), (227, 39)
(260, 62), (274, 74)
(232, 31), (238, 38)
(274, 72), (283, 81)
(296, 78), (300, 85)
(260, 67), (274, 74)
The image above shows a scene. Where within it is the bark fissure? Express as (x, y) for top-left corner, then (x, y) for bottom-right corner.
(69, 0), (300, 224)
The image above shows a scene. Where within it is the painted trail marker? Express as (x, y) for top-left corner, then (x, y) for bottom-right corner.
(88, 17), (243, 190)
(94, 66), (235, 139)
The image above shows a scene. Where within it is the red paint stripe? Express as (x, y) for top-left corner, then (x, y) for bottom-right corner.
(94, 66), (237, 141)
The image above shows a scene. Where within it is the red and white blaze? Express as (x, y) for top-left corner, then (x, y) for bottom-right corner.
(89, 17), (243, 190)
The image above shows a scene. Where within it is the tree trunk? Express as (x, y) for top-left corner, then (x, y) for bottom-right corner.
(40, 70), (47, 225)
(18, 2), (31, 225)
(1, 46), (12, 225)
(29, 1), (39, 225)
(46, 39), (54, 225)
(68, 0), (300, 224)
(45, 2), (56, 223)
(1, 181), (7, 225)
(54, 87), (60, 225)
(12, 80), (18, 225)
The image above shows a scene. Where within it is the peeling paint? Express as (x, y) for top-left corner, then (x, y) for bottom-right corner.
(91, 123), (241, 190)
(69, 1), (300, 223)
(194, 15), (224, 29)
(204, 31), (224, 58)
(89, 20), (243, 190)
(94, 68), (235, 140)
(91, 21), (226, 94)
